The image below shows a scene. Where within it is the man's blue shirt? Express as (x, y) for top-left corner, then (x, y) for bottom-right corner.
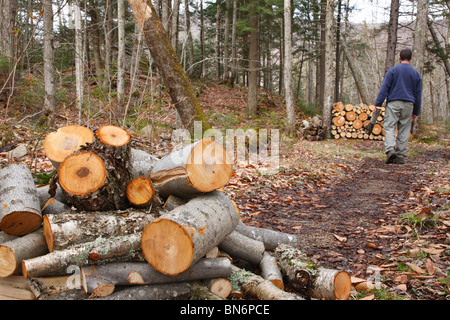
(375, 63), (422, 116)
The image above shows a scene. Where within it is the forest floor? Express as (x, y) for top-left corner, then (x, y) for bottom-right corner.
(1, 79), (449, 300)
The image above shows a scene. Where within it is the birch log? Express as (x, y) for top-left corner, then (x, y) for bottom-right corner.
(228, 265), (304, 300)
(218, 230), (265, 265)
(259, 251), (284, 290)
(0, 229), (48, 277)
(274, 244), (351, 300)
(149, 139), (232, 199)
(43, 210), (155, 252)
(0, 163), (42, 236)
(141, 190), (240, 275)
(22, 233), (145, 279)
(81, 258), (232, 297)
(235, 221), (299, 251)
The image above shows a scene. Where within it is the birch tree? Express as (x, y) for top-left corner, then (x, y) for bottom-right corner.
(322, 0), (335, 135)
(117, 0), (126, 108)
(43, 0), (56, 117)
(73, 0), (85, 122)
(284, 0), (295, 133)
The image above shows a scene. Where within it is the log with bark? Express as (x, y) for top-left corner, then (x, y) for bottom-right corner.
(0, 163), (42, 236)
(274, 244), (351, 300)
(57, 129), (132, 211)
(259, 251), (284, 290)
(0, 229), (48, 277)
(22, 233), (147, 279)
(298, 115), (327, 141)
(218, 230), (265, 265)
(149, 139), (233, 199)
(130, 148), (159, 179)
(140, 190), (240, 275)
(80, 258), (231, 297)
(43, 210), (155, 252)
(235, 220), (299, 251)
(43, 125), (94, 169)
(228, 265), (304, 300)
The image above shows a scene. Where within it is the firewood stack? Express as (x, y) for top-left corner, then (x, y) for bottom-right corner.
(331, 102), (385, 140)
(298, 115), (327, 141)
(0, 124), (352, 301)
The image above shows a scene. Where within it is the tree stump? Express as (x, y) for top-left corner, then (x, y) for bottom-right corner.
(141, 190), (240, 275)
(0, 163), (42, 236)
(150, 139), (233, 199)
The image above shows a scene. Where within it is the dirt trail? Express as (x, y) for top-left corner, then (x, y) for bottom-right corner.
(233, 143), (449, 289)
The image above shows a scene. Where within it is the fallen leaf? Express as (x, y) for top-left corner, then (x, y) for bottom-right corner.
(396, 284), (407, 291)
(291, 225), (302, 230)
(393, 274), (408, 284)
(357, 249), (365, 254)
(334, 234), (347, 243)
(406, 262), (426, 274)
(366, 242), (382, 250)
(426, 258), (435, 275)
(359, 294), (375, 300)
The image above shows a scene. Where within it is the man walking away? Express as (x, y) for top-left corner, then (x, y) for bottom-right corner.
(374, 48), (422, 164)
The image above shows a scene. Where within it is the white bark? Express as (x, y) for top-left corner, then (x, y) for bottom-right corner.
(117, 0), (126, 106)
(284, 0), (295, 132)
(43, 0), (55, 114)
(73, 0), (84, 121)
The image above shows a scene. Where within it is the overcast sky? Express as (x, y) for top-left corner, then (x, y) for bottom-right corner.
(348, 0), (392, 24)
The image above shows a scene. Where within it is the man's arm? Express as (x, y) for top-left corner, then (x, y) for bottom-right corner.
(413, 76), (422, 117)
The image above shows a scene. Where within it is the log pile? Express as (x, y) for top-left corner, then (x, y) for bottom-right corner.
(331, 102), (386, 140)
(0, 124), (352, 301)
(297, 115), (327, 141)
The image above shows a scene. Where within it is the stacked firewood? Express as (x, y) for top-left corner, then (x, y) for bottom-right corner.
(0, 125), (351, 300)
(331, 102), (385, 140)
(297, 115), (327, 141)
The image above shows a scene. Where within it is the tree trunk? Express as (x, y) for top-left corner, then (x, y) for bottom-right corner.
(235, 220), (299, 251)
(170, 0), (181, 52)
(117, 0), (126, 109)
(322, 0), (335, 136)
(88, 1), (103, 80)
(149, 139), (232, 199)
(343, 46), (370, 105)
(219, 231), (265, 265)
(412, 0), (428, 76)
(81, 258), (231, 297)
(22, 233), (147, 279)
(215, 0), (221, 80)
(385, 0), (399, 74)
(284, 0), (295, 134)
(0, 229), (48, 278)
(223, 0), (231, 83)
(184, 0), (194, 76)
(43, 125), (95, 169)
(95, 282), (193, 300)
(127, 0), (210, 133)
(57, 129), (133, 211)
(43, 0), (55, 118)
(274, 244), (351, 300)
(74, 0), (85, 121)
(228, 265), (304, 300)
(246, 1), (259, 115)
(0, 164), (42, 236)
(43, 210), (155, 252)
(230, 0), (237, 86)
(141, 190), (240, 275)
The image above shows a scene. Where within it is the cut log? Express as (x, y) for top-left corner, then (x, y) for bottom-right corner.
(58, 141), (132, 211)
(0, 231), (17, 244)
(235, 221), (299, 251)
(333, 102), (344, 112)
(96, 282), (193, 300)
(228, 265), (304, 300)
(149, 139), (233, 199)
(130, 148), (159, 179)
(0, 229), (48, 277)
(0, 163), (42, 236)
(0, 275), (37, 300)
(218, 230), (265, 265)
(274, 244), (351, 300)
(80, 258), (232, 297)
(141, 190), (240, 275)
(344, 104), (354, 111)
(202, 278), (232, 299)
(43, 125), (94, 169)
(162, 194), (187, 211)
(345, 111), (357, 121)
(22, 233), (146, 279)
(126, 177), (155, 208)
(353, 118), (363, 130)
(372, 123), (382, 135)
(43, 210), (155, 252)
(358, 112), (369, 121)
(332, 115), (345, 127)
(27, 275), (82, 299)
(259, 251), (284, 290)
(36, 184), (66, 208)
(95, 125), (131, 147)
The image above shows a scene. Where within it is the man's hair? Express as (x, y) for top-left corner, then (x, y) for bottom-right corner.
(400, 49), (412, 61)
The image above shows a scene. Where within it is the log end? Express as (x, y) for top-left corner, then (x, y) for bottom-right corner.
(186, 139), (233, 193)
(0, 211), (42, 236)
(96, 125), (131, 147)
(58, 151), (107, 196)
(270, 279), (285, 290)
(140, 218), (194, 276)
(0, 245), (16, 278)
(42, 215), (54, 252)
(334, 271), (352, 300)
(126, 177), (154, 207)
(209, 278), (232, 299)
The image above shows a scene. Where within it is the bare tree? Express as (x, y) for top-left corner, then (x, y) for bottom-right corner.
(118, 0), (126, 108)
(247, 1), (259, 115)
(43, 0), (56, 118)
(74, 0), (85, 123)
(385, 0), (399, 73)
(412, 0), (428, 76)
(322, 0), (335, 135)
(284, 0), (295, 133)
